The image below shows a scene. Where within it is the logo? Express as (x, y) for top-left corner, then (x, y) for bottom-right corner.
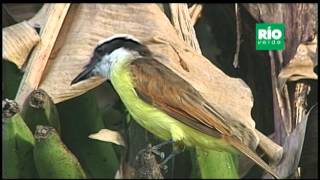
(256, 23), (285, 50)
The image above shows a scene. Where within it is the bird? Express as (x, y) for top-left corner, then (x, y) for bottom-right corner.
(71, 34), (279, 178)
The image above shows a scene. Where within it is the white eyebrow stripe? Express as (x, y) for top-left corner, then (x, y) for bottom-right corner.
(97, 34), (141, 46)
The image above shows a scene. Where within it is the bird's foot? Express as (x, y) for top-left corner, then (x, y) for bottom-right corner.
(136, 140), (184, 176)
(136, 140), (176, 174)
(136, 140), (175, 161)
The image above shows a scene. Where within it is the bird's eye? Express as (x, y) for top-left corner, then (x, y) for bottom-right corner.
(139, 51), (146, 56)
(139, 48), (151, 57)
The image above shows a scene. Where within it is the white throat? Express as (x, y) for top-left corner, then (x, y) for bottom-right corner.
(92, 47), (139, 79)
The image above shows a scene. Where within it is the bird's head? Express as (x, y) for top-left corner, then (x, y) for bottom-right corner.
(71, 34), (151, 85)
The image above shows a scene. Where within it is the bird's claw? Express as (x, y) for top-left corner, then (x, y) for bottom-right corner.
(151, 147), (166, 160)
(138, 140), (175, 160)
(160, 164), (168, 174)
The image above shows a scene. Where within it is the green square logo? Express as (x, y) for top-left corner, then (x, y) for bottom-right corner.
(256, 23), (285, 50)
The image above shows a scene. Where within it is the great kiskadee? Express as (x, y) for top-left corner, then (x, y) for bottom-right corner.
(71, 34), (279, 178)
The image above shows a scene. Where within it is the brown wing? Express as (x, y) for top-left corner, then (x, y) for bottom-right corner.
(130, 58), (279, 178)
(130, 58), (256, 146)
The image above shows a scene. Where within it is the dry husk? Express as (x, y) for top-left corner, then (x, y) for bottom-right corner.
(279, 38), (318, 91)
(2, 21), (40, 68)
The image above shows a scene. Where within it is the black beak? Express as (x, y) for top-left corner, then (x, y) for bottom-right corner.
(70, 66), (94, 85)
(71, 53), (102, 85)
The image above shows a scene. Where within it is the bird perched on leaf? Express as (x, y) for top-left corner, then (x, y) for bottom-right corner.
(71, 34), (280, 178)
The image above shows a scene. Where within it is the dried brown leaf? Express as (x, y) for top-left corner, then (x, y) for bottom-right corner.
(2, 21), (40, 68)
(279, 42), (318, 91)
(89, 129), (125, 147)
